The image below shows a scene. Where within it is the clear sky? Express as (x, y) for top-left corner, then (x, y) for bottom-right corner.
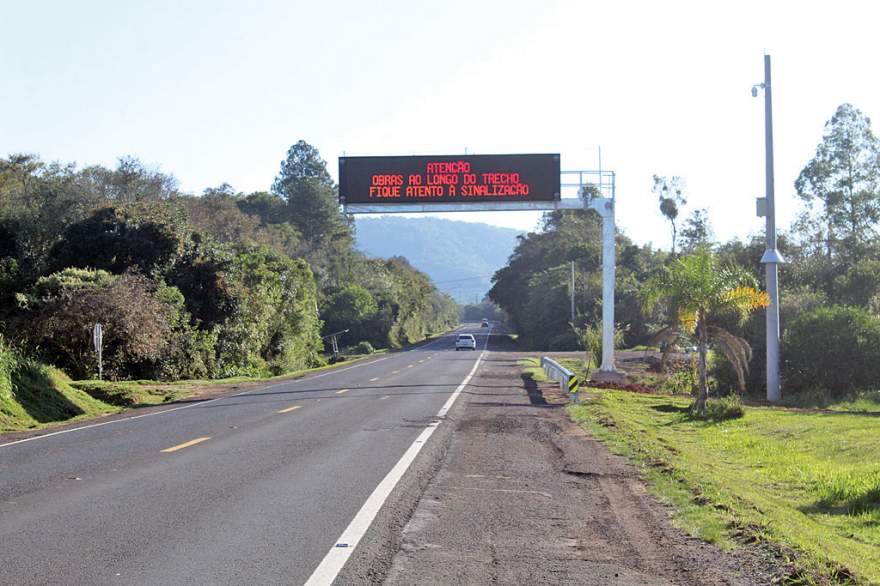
(2, 0), (878, 248)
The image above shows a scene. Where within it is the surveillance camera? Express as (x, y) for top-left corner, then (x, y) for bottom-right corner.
(751, 86), (758, 98)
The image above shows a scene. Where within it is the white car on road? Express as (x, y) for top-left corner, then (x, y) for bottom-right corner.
(455, 334), (477, 351)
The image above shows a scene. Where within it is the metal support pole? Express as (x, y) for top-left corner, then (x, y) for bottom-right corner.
(760, 54), (782, 402)
(599, 199), (617, 373)
(570, 261), (575, 324)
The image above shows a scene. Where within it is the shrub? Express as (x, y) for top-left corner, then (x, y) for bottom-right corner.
(660, 368), (697, 395)
(26, 270), (172, 379)
(574, 323), (624, 369)
(782, 305), (880, 398)
(690, 394), (744, 422)
(0, 336), (14, 401)
(73, 381), (142, 406)
(352, 341), (375, 355)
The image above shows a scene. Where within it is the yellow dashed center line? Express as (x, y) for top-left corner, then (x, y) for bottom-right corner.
(277, 405), (302, 414)
(161, 436), (211, 453)
(336, 388), (350, 394)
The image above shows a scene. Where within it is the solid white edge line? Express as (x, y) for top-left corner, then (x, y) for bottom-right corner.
(0, 328), (466, 450)
(304, 328), (491, 586)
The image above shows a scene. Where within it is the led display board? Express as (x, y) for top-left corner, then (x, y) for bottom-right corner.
(339, 154), (560, 205)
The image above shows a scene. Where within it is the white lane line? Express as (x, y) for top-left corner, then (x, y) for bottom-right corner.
(277, 405), (302, 414)
(0, 328), (465, 450)
(379, 395), (391, 400)
(335, 389), (350, 395)
(304, 328), (491, 586)
(391, 370), (400, 374)
(369, 377), (380, 382)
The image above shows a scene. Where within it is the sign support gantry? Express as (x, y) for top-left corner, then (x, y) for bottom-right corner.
(342, 166), (624, 382)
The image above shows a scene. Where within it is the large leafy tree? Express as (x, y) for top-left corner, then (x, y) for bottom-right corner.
(272, 140), (334, 191)
(795, 104), (880, 261)
(271, 141), (351, 253)
(79, 156), (179, 204)
(643, 248), (768, 412)
(48, 205), (188, 276)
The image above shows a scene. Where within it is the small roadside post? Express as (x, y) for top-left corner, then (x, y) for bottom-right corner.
(568, 374), (580, 403)
(93, 323), (103, 381)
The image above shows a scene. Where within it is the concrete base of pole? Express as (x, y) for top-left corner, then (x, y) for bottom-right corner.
(590, 369), (626, 384)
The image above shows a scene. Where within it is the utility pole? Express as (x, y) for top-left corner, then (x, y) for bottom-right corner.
(570, 261), (575, 324)
(754, 54), (783, 402)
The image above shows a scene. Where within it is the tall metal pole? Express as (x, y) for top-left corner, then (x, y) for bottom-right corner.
(570, 261), (575, 324)
(761, 54), (782, 402)
(599, 199), (617, 374)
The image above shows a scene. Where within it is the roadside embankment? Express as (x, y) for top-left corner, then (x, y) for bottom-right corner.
(0, 345), (117, 433)
(563, 384), (880, 584)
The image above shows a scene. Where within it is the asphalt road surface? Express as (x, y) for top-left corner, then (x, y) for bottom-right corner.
(0, 325), (490, 585)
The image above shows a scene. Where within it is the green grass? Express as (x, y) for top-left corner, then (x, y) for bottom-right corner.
(566, 388), (880, 584)
(519, 357), (549, 382)
(782, 390), (880, 414)
(68, 349), (391, 408)
(0, 356), (119, 433)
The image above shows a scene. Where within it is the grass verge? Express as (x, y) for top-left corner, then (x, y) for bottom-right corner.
(68, 351), (386, 408)
(1, 354), (119, 433)
(549, 376), (880, 584)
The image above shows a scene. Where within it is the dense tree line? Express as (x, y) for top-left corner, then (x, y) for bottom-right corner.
(489, 209), (667, 350)
(0, 141), (457, 380)
(490, 103), (880, 401)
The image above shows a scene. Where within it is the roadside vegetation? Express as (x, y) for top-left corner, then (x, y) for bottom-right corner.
(0, 337), (117, 432)
(492, 103), (880, 412)
(569, 389), (880, 585)
(504, 103), (880, 582)
(0, 141), (461, 432)
(522, 357), (879, 583)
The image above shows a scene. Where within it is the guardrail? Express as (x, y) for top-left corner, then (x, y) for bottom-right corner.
(541, 356), (580, 404)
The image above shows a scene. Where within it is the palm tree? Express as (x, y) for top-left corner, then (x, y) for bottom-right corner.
(643, 247), (769, 413)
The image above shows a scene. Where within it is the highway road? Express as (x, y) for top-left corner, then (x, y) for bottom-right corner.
(0, 325), (491, 585)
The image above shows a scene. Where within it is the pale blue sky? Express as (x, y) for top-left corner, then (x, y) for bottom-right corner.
(2, 0), (879, 248)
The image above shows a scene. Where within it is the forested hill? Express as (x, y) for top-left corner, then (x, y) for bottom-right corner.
(355, 217), (522, 303)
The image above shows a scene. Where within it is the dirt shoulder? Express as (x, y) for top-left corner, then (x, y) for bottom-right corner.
(382, 349), (789, 585)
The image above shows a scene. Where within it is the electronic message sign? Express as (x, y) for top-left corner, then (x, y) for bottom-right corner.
(339, 154), (560, 205)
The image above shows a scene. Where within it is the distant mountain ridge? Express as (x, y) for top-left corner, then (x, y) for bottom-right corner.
(355, 217), (522, 303)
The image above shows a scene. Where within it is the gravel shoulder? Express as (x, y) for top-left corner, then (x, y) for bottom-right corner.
(381, 348), (788, 585)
